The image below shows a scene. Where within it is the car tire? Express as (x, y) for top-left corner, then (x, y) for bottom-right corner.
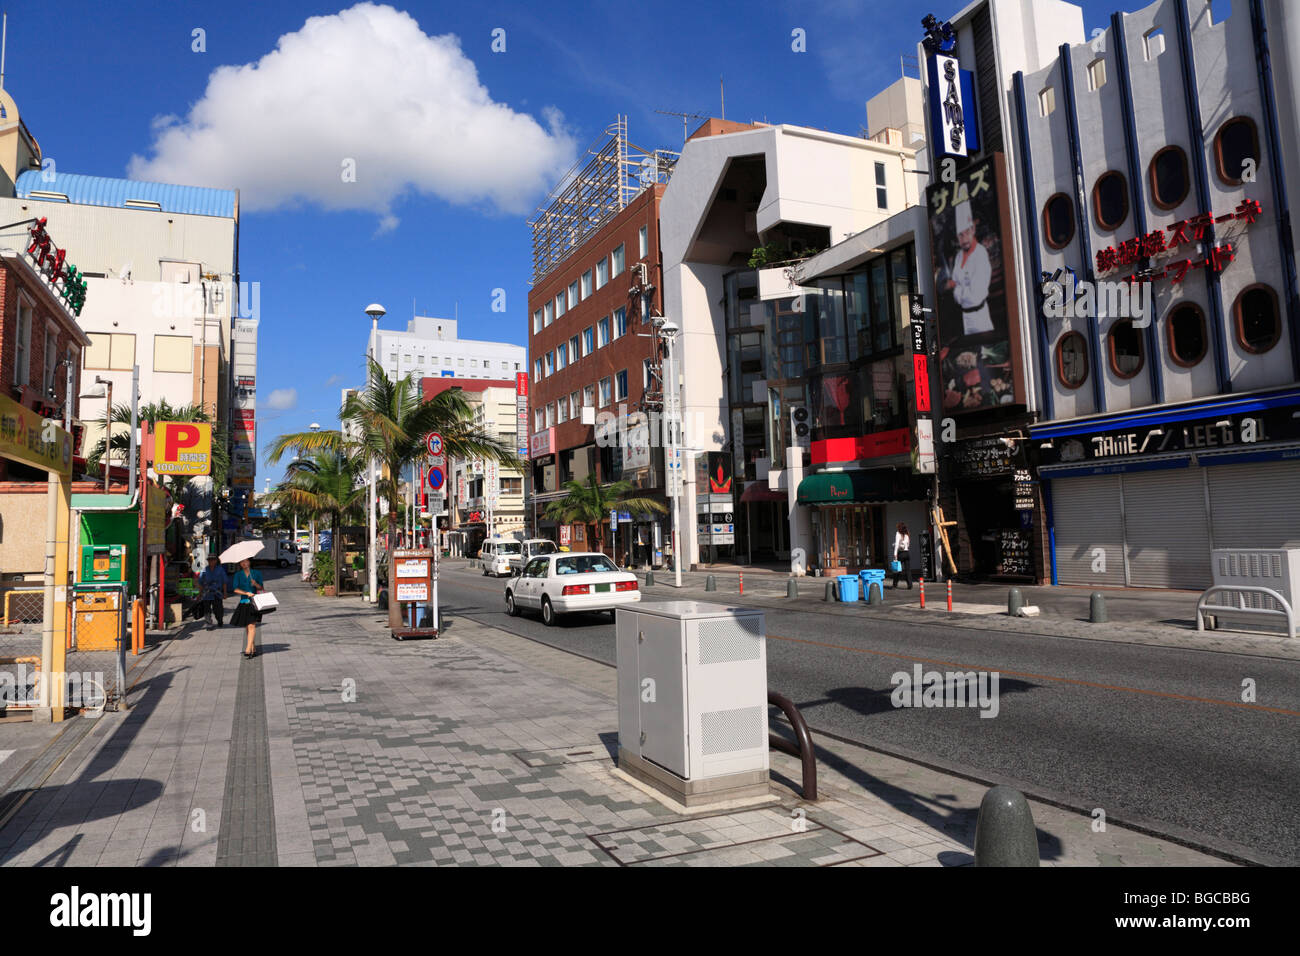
(505, 591), (520, 617)
(278, 559), (288, 568)
(541, 597), (556, 627)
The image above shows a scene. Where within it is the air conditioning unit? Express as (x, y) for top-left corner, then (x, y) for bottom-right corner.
(616, 602), (769, 806)
(789, 406), (811, 449)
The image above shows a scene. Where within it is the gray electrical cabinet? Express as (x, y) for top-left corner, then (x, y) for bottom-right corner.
(616, 601), (769, 806)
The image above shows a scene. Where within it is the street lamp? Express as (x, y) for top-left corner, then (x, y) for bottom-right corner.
(364, 303), (386, 603)
(656, 316), (683, 587)
(80, 376), (113, 493)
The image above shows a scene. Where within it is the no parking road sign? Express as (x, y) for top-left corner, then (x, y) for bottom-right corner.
(426, 466), (445, 491)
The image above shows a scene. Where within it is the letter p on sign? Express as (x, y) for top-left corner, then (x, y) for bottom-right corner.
(155, 422), (212, 475)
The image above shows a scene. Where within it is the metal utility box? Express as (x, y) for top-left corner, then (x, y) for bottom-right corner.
(1198, 548), (1300, 638)
(616, 601), (769, 806)
(79, 545), (126, 583)
(72, 585), (125, 651)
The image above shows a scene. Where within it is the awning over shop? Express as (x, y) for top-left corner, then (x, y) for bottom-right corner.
(740, 482), (787, 503)
(796, 471), (895, 504)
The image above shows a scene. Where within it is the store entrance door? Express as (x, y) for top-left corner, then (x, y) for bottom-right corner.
(819, 504), (884, 574)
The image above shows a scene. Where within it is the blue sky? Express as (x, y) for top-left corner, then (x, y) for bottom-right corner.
(9, 0), (1125, 484)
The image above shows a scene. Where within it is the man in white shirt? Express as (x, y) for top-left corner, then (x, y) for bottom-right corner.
(945, 201), (994, 336)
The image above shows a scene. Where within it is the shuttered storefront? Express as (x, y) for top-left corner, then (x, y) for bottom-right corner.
(1206, 460), (1300, 549)
(1051, 475), (1125, 585)
(1051, 458), (1300, 588)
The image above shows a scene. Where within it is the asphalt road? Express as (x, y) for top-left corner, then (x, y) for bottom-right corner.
(435, 562), (1300, 865)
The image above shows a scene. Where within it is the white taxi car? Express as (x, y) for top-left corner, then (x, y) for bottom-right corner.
(505, 552), (640, 625)
(481, 539), (521, 577)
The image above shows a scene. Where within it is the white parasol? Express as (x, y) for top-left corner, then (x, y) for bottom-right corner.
(219, 540), (267, 564)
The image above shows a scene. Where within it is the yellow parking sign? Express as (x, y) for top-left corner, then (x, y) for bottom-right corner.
(154, 422), (212, 475)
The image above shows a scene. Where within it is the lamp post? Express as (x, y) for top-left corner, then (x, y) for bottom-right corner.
(657, 317), (683, 587)
(364, 303), (385, 603)
(309, 423), (320, 555)
(80, 376), (113, 492)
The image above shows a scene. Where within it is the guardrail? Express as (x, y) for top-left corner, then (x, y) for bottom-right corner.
(2, 588), (43, 626)
(1197, 585), (1295, 640)
(768, 690), (817, 801)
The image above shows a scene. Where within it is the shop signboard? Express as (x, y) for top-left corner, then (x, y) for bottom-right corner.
(926, 154), (1024, 414)
(0, 394), (72, 475)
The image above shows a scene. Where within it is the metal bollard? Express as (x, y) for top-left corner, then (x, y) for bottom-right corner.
(973, 786), (1040, 867)
(1090, 592), (1108, 623)
(787, 579), (798, 598)
(947, 579), (953, 612)
(867, 581), (884, 605)
(645, 571), (655, 587)
(825, 581), (835, 602)
(705, 574), (716, 592)
(1008, 587), (1024, 616)
(919, 578), (925, 609)
(739, 572), (744, 595)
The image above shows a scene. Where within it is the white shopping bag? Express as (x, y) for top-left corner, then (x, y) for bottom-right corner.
(253, 591), (279, 613)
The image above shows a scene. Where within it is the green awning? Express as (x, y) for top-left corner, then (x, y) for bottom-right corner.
(71, 493), (136, 511)
(796, 471), (895, 504)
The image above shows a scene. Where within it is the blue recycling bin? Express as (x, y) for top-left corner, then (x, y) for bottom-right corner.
(836, 575), (860, 602)
(860, 569), (886, 601)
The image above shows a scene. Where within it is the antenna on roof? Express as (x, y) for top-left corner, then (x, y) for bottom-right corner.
(720, 76), (725, 119)
(2, 13), (8, 91)
(654, 108), (707, 147)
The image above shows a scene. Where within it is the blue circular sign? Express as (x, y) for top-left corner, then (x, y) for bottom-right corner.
(426, 467), (445, 491)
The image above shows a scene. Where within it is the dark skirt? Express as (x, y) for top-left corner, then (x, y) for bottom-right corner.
(230, 601), (263, 628)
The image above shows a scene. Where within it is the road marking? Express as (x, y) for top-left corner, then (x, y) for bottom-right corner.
(0, 750), (13, 768)
(766, 633), (1300, 718)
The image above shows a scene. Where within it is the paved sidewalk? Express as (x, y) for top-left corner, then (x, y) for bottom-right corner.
(0, 573), (1233, 866)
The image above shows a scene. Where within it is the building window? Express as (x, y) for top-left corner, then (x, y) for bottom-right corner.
(555, 293), (565, 319)
(458, 357), (465, 366)
(643, 358), (654, 389)
(570, 391), (580, 419)
(533, 358), (542, 381)
(1039, 86), (1056, 117)
(557, 343), (568, 371)
(1086, 57), (1107, 91)
(533, 309), (543, 333)
(543, 301), (554, 327)
(544, 351), (555, 376)
(85, 332), (135, 372)
(1233, 284), (1281, 354)
(568, 281), (579, 309)
(445, 356), (452, 364)
(581, 270), (592, 298)
(1214, 116), (1260, 186)
(470, 358), (477, 368)
(1092, 171), (1129, 231)
(874, 162), (887, 209)
(583, 327), (594, 356)
(597, 316), (610, 348)
(610, 243), (625, 278)
(615, 369), (628, 401)
(583, 384), (595, 409)
(1043, 193), (1075, 249)
(1108, 320), (1144, 379)
(500, 477), (522, 496)
(154, 334), (193, 373)
(534, 408), (544, 431)
(1167, 303), (1208, 367)
(43, 329), (57, 395)
(545, 403), (556, 427)
(1149, 146), (1190, 210)
(614, 306), (627, 339)
(598, 376), (612, 406)
(569, 334), (581, 362)
(1144, 28), (1165, 60)
(418, 354), (425, 364)
(595, 259), (609, 290)
(557, 397), (568, 423)
(638, 225), (648, 258)
(1057, 331), (1089, 388)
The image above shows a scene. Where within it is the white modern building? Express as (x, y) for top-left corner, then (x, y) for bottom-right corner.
(372, 315), (525, 384)
(660, 118), (921, 568)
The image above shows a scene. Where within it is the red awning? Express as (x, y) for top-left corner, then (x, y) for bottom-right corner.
(740, 482), (787, 503)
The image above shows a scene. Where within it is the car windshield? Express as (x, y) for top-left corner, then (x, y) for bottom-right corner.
(533, 541), (558, 554)
(554, 555), (619, 575)
(495, 542), (520, 554)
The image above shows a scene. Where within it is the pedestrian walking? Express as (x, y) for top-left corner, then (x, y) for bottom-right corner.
(892, 522), (913, 589)
(199, 554), (229, 629)
(230, 558), (265, 658)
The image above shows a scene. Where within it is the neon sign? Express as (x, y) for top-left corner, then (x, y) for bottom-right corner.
(1094, 200), (1261, 284)
(25, 218), (88, 316)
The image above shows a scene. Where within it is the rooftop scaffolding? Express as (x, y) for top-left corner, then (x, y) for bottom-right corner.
(527, 115), (677, 285)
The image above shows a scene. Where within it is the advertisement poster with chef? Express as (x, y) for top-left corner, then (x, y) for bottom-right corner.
(926, 154), (1019, 413)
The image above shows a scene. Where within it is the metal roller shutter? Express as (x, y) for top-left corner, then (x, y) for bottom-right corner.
(1207, 461), (1300, 549)
(1051, 475), (1126, 585)
(1122, 469), (1212, 589)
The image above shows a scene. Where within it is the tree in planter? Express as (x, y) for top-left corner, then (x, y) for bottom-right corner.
(543, 474), (666, 559)
(269, 358), (519, 552)
(261, 450), (364, 597)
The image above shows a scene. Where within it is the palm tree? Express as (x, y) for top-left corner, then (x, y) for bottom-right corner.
(267, 358), (519, 543)
(543, 474), (666, 557)
(85, 400), (231, 494)
(263, 451), (365, 596)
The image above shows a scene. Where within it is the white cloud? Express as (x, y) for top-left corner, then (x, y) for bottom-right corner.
(128, 3), (575, 223)
(265, 388), (298, 410)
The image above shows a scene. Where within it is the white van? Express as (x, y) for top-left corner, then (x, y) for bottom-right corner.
(508, 539), (559, 574)
(480, 539), (522, 577)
